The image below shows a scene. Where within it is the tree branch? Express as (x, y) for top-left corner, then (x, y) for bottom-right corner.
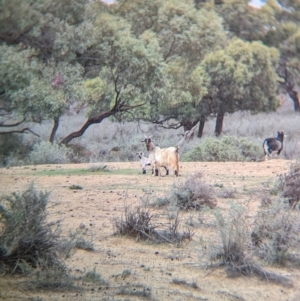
(0, 128), (40, 137)
(0, 119), (25, 127)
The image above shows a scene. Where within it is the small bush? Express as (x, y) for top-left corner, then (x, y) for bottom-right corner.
(0, 134), (31, 167)
(173, 172), (217, 210)
(88, 164), (109, 172)
(113, 206), (157, 241)
(281, 162), (300, 208)
(69, 229), (94, 251)
(82, 267), (106, 284)
(183, 135), (262, 162)
(203, 203), (292, 286)
(252, 200), (300, 265)
(69, 185), (83, 190)
(26, 267), (74, 291)
(0, 186), (65, 275)
(217, 188), (237, 199)
(28, 141), (74, 165)
(210, 204), (250, 272)
(113, 206), (193, 244)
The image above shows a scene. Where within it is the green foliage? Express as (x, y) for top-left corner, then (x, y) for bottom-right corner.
(0, 134), (28, 166)
(0, 186), (64, 274)
(197, 39), (279, 116)
(29, 141), (74, 165)
(183, 135), (262, 162)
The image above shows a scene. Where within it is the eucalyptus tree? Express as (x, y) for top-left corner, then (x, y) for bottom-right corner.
(155, 3), (227, 135)
(116, 0), (228, 135)
(261, 0), (300, 111)
(194, 38), (279, 136)
(60, 13), (166, 145)
(0, 0), (90, 142)
(208, 0), (300, 112)
(0, 0), (166, 145)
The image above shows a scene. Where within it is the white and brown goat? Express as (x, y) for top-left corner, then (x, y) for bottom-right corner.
(142, 136), (180, 177)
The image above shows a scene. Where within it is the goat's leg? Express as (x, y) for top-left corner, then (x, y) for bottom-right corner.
(164, 166), (169, 176)
(175, 162), (179, 177)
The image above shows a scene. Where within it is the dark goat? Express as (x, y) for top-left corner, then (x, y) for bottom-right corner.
(263, 131), (284, 160)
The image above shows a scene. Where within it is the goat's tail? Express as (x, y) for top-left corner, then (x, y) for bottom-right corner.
(175, 145), (180, 153)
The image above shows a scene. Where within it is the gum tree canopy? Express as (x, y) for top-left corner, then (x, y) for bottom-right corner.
(195, 39), (279, 136)
(0, 0), (165, 144)
(0, 0), (284, 142)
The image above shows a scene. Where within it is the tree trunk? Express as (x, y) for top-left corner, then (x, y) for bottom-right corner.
(277, 59), (300, 112)
(214, 111), (224, 136)
(197, 119), (205, 138)
(182, 120), (199, 131)
(287, 89), (300, 112)
(60, 111), (114, 145)
(49, 118), (59, 144)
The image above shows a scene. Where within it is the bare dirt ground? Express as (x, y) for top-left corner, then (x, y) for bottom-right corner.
(0, 159), (300, 301)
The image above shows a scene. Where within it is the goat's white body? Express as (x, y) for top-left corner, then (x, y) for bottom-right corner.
(149, 146), (179, 176)
(136, 152), (151, 174)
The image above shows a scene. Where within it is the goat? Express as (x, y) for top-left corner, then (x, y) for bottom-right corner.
(142, 136), (180, 177)
(263, 131), (284, 160)
(141, 124), (198, 177)
(136, 151), (169, 175)
(136, 152), (151, 174)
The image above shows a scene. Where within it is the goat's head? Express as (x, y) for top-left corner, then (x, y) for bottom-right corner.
(136, 152), (144, 159)
(276, 131), (284, 142)
(142, 136), (155, 151)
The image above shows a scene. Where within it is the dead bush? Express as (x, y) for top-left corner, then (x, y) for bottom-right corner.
(173, 172), (217, 210)
(281, 162), (300, 208)
(204, 203), (292, 286)
(113, 206), (193, 244)
(252, 199), (300, 265)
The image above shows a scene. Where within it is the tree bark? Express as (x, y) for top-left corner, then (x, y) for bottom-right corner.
(277, 59), (300, 112)
(182, 120), (199, 132)
(49, 118), (59, 144)
(287, 89), (300, 112)
(197, 119), (205, 138)
(215, 111), (224, 136)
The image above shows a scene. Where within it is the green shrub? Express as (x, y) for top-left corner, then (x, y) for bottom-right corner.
(0, 134), (31, 167)
(28, 141), (74, 165)
(0, 186), (64, 275)
(183, 135), (262, 162)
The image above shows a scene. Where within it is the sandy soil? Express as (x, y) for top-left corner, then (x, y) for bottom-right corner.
(0, 159), (299, 301)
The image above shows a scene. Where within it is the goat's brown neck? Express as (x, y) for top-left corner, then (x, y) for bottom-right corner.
(147, 142), (156, 152)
